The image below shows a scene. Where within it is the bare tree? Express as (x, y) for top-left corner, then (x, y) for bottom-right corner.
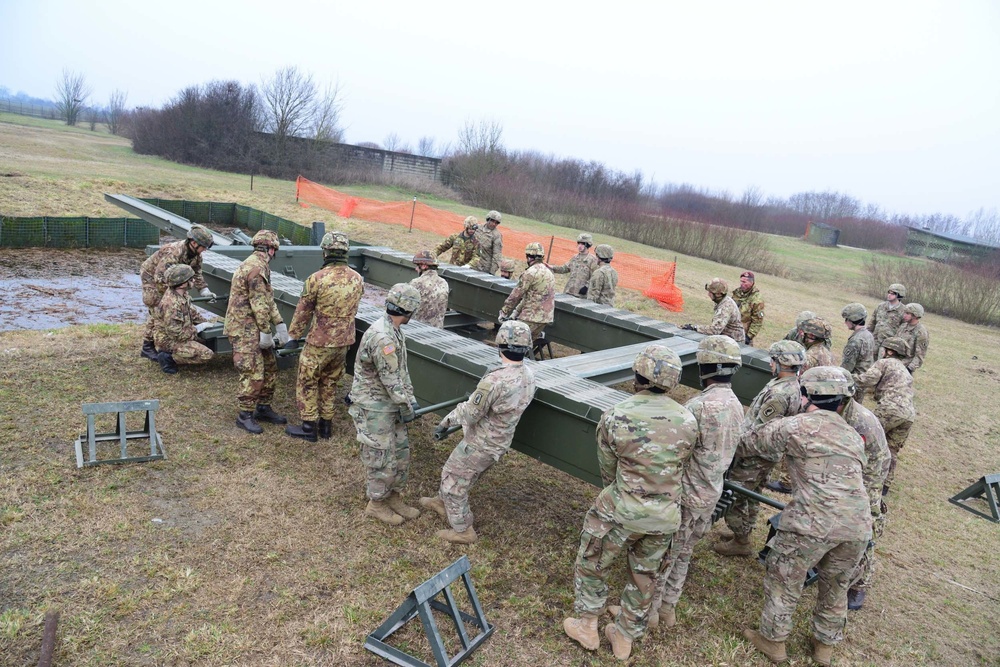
(105, 89), (128, 135)
(312, 80), (344, 143)
(457, 118), (504, 154)
(383, 132), (411, 153)
(55, 69), (91, 126)
(736, 185), (766, 230)
(260, 66), (317, 154)
(417, 136), (437, 157)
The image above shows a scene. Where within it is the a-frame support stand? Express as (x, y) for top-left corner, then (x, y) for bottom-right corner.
(949, 473), (1000, 523)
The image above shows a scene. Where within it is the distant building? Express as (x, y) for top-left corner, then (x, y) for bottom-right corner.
(904, 227), (1000, 261)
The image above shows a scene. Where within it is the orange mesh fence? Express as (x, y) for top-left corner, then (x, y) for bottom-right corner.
(296, 176), (684, 311)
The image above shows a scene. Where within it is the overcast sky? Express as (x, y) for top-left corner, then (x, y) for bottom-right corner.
(2, 0), (998, 219)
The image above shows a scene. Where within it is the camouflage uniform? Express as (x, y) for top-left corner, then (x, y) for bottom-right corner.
(434, 231), (481, 267)
(742, 410), (872, 646)
(725, 375), (801, 538)
(853, 357), (915, 490)
(500, 262), (555, 338)
(152, 287), (213, 365)
(140, 240), (208, 342)
(895, 321), (930, 373)
(551, 252), (598, 297)
(803, 341), (836, 371)
(696, 295), (745, 343)
(842, 328), (875, 402)
(572, 391), (697, 640)
(653, 383), (743, 612)
(472, 226), (503, 274)
(409, 269), (450, 328)
(433, 363), (536, 532)
(587, 264), (618, 306)
(287, 261), (363, 422)
(732, 285), (765, 342)
(223, 250), (283, 411)
(867, 301), (904, 346)
(348, 314), (416, 501)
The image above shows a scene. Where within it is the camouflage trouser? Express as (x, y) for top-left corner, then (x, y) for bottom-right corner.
(875, 409), (913, 489)
(438, 440), (499, 533)
(349, 405), (409, 501)
(230, 335), (278, 411)
(724, 455), (777, 538)
(652, 505), (714, 611)
(522, 320), (548, 340)
(163, 339), (214, 365)
(141, 283), (163, 342)
(760, 530), (867, 645)
(849, 507), (886, 591)
(295, 344), (348, 422)
(573, 508), (674, 640)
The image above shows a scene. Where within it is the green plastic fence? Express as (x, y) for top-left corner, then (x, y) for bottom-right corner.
(141, 199), (312, 245)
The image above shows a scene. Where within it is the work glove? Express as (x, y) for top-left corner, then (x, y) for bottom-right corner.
(259, 332), (275, 349)
(400, 402), (416, 423)
(681, 324), (696, 331)
(282, 338), (302, 351)
(578, 285), (588, 296)
(497, 310), (509, 323)
(745, 334), (753, 345)
(199, 287), (217, 303)
(274, 323), (290, 346)
(434, 422), (449, 440)
(194, 322), (213, 334)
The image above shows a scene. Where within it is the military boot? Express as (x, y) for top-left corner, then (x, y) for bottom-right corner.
(607, 604), (658, 630)
(659, 605), (676, 628)
(563, 614), (599, 651)
(847, 588), (866, 610)
(436, 527), (477, 544)
(285, 421), (318, 442)
(714, 535), (753, 557)
(419, 495), (448, 519)
(141, 340), (158, 361)
(604, 623), (633, 661)
(386, 491), (421, 519)
(742, 628), (787, 664)
(365, 499), (403, 526)
(254, 404), (287, 424)
(317, 418), (332, 439)
(236, 411), (263, 434)
(812, 637), (835, 666)
(157, 351), (178, 374)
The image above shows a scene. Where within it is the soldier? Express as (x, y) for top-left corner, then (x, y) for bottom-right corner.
(283, 232), (364, 442)
(563, 345), (697, 661)
(472, 210), (503, 274)
(894, 303), (930, 373)
(783, 310), (815, 346)
(801, 317), (836, 370)
(348, 283), (422, 526)
(852, 337), (916, 495)
(409, 250), (450, 328)
(681, 278), (745, 343)
(732, 270), (765, 345)
(587, 244), (618, 306)
(434, 216), (481, 266)
(715, 340), (805, 557)
(551, 233), (598, 297)
(498, 258), (516, 280)
(740, 367), (872, 667)
(223, 229), (290, 434)
(152, 264), (215, 374)
(498, 242), (555, 340)
(139, 224), (216, 361)
(419, 320), (537, 544)
(867, 283), (906, 346)
(841, 303), (876, 402)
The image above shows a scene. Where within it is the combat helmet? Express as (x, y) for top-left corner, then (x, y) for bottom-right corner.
(576, 233), (593, 246)
(888, 283), (906, 298)
(705, 278), (728, 295)
(412, 250), (437, 266)
(632, 344), (683, 391)
(696, 335), (742, 380)
(795, 311), (817, 328)
(881, 336), (908, 356)
(768, 340), (806, 368)
(385, 283), (421, 316)
(496, 320), (532, 357)
(321, 231), (349, 252)
(252, 229), (280, 251)
(164, 264), (195, 288)
(800, 366), (853, 398)
(594, 244), (614, 261)
(486, 210), (502, 224)
(187, 224), (214, 249)
(463, 216), (479, 231)
(841, 303), (868, 324)
(525, 242), (545, 258)
(800, 317), (830, 340)
(904, 303), (924, 318)
(499, 258), (516, 274)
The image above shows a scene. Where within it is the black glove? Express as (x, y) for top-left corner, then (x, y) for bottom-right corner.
(578, 285), (588, 295)
(745, 334), (752, 345)
(343, 394), (353, 406)
(282, 338), (302, 351)
(681, 324), (696, 331)
(434, 422), (449, 440)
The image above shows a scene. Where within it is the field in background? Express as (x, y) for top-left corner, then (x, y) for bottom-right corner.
(2, 115), (999, 666)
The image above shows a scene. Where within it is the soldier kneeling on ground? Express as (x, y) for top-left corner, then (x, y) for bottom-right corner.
(152, 264), (216, 374)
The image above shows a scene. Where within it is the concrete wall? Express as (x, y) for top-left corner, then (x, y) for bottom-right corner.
(273, 134), (442, 183)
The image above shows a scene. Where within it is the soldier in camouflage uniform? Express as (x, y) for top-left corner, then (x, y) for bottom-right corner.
(152, 264), (215, 374)
(741, 367), (872, 667)
(419, 320), (537, 544)
(434, 216), (482, 266)
(801, 317), (836, 370)
(894, 303), (930, 373)
(732, 271), (765, 345)
(784, 310), (814, 346)
(563, 345), (697, 661)
(498, 242), (555, 339)
(223, 230), (290, 434)
(852, 337), (916, 495)
(682, 278), (745, 343)
(841, 303), (876, 402)
(139, 225), (216, 361)
(551, 233), (598, 297)
(471, 210), (503, 274)
(715, 340), (805, 557)
(348, 283), (422, 526)
(283, 232), (364, 443)
(409, 250), (450, 328)
(867, 283), (906, 346)
(587, 244), (618, 306)
(499, 258), (516, 280)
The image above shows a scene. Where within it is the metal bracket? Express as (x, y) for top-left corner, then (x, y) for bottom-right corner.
(949, 473), (1000, 523)
(365, 556), (493, 667)
(74, 400), (165, 468)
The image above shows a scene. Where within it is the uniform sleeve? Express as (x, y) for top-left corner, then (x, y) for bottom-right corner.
(491, 234), (503, 273)
(698, 305), (728, 335)
(738, 417), (787, 462)
(747, 297), (765, 339)
(550, 262), (569, 274)
(907, 330), (929, 372)
(596, 410), (617, 487)
(287, 275), (317, 340)
(587, 270), (606, 303)
(501, 272), (529, 316)
(434, 236), (454, 258)
(841, 339), (859, 373)
(866, 308), (878, 334)
(246, 266), (278, 332)
(371, 336), (412, 406)
(190, 254), (208, 291)
(159, 302), (189, 341)
(853, 363), (883, 389)
(442, 376), (498, 429)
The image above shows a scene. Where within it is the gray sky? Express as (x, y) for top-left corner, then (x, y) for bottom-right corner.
(3, 0), (998, 219)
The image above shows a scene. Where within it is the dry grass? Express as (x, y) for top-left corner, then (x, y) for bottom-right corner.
(2, 114), (1000, 666)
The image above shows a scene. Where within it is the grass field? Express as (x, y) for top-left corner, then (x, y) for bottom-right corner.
(2, 114), (999, 666)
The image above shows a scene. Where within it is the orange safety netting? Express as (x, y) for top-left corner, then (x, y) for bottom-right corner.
(296, 176), (684, 311)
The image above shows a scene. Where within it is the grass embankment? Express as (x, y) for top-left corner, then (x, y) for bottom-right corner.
(2, 114), (1000, 666)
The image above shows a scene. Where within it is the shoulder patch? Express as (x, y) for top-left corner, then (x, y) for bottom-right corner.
(382, 344), (396, 356)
